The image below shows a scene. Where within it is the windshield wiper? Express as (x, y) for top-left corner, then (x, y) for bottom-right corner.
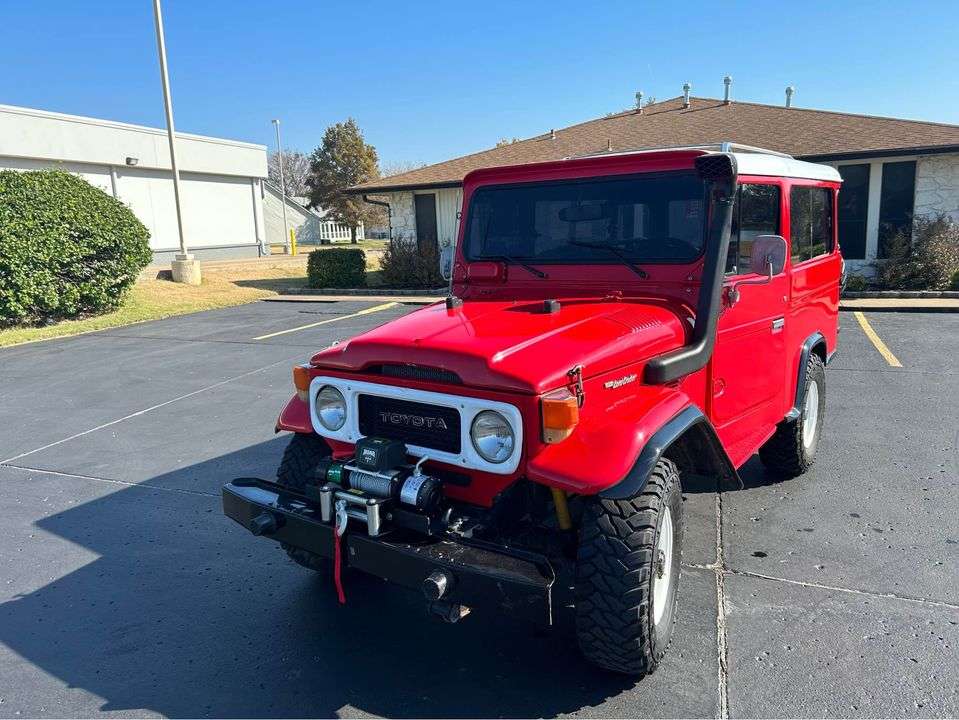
(568, 240), (649, 279)
(483, 254), (548, 279)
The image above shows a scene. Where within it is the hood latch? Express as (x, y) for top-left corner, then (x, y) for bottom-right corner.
(568, 365), (585, 407)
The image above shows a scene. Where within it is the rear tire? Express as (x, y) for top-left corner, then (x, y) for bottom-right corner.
(575, 458), (683, 676)
(760, 353), (825, 476)
(276, 433), (331, 571)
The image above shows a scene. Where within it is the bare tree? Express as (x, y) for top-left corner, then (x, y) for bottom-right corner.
(379, 160), (426, 178)
(268, 150), (310, 198)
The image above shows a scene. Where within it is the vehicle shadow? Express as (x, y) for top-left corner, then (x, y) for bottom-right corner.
(0, 438), (642, 719)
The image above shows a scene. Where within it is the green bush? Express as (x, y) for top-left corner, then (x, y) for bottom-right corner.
(379, 237), (444, 288)
(307, 248), (366, 288)
(0, 169), (152, 326)
(843, 274), (868, 292)
(872, 213), (959, 290)
(950, 268), (959, 290)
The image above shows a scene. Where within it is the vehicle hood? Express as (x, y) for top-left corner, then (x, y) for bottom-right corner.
(311, 299), (687, 394)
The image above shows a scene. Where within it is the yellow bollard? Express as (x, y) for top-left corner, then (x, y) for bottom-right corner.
(289, 228), (297, 256)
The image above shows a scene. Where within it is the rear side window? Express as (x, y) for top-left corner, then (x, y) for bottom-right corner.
(726, 184), (780, 274)
(790, 186), (833, 263)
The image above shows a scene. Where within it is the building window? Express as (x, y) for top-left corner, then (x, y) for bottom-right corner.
(877, 160), (916, 258)
(725, 184), (780, 274)
(837, 164), (869, 260)
(789, 186), (833, 263)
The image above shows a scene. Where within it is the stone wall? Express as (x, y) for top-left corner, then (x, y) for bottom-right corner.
(384, 192), (416, 242)
(915, 153), (959, 221)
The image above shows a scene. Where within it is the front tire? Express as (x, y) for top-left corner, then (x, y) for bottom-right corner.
(575, 458), (683, 676)
(276, 433), (331, 571)
(760, 353), (826, 476)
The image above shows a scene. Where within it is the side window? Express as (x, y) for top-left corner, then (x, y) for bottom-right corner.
(790, 186), (834, 263)
(726, 184), (780, 274)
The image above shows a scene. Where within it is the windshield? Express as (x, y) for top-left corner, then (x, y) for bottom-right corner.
(464, 171), (707, 264)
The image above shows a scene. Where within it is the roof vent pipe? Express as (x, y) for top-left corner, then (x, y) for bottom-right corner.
(683, 82), (691, 108)
(606, 138), (612, 151)
(723, 75), (732, 104)
(785, 86), (795, 108)
(549, 128), (556, 140)
(635, 91), (643, 113)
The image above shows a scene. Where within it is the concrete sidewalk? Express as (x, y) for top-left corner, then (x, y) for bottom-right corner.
(264, 293), (440, 305)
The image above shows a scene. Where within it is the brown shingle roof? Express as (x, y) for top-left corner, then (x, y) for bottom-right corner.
(351, 96), (959, 193)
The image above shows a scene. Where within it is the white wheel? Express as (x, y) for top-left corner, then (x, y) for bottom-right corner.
(652, 504), (674, 627)
(802, 380), (820, 451)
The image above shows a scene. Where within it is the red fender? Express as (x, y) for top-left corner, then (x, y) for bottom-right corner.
(526, 384), (697, 495)
(275, 395), (313, 434)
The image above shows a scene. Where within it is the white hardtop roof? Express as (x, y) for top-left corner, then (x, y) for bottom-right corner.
(572, 142), (842, 183)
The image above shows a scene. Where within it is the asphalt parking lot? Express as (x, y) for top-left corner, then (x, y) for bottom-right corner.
(0, 300), (956, 719)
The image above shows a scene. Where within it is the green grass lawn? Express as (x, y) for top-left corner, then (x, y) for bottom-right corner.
(0, 243), (393, 348)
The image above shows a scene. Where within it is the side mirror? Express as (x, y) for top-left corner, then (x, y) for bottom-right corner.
(729, 235), (787, 307)
(749, 235), (787, 276)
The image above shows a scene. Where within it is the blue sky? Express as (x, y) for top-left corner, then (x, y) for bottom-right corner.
(1, 1), (957, 168)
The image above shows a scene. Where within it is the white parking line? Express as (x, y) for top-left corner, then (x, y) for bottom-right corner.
(0, 353), (303, 465)
(253, 302), (398, 340)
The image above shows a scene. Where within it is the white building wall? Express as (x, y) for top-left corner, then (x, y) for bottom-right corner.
(828, 152), (959, 273)
(380, 188), (463, 248)
(0, 103), (268, 261)
(263, 185), (363, 246)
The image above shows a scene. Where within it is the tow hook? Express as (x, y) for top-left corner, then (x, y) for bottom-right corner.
(423, 570), (454, 601)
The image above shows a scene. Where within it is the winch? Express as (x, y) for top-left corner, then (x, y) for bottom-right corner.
(312, 437), (443, 536)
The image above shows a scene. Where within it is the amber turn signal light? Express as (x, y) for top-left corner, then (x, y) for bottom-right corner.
(542, 389), (579, 443)
(292, 365), (311, 402)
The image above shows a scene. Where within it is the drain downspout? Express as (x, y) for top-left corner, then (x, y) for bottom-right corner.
(363, 195), (393, 241)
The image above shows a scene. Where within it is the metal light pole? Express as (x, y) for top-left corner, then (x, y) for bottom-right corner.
(152, 0), (199, 283)
(272, 119), (291, 254)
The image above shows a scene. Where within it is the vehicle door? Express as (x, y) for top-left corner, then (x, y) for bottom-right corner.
(709, 182), (789, 465)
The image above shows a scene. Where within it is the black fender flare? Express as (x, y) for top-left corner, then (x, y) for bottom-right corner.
(600, 406), (739, 500)
(786, 332), (828, 421)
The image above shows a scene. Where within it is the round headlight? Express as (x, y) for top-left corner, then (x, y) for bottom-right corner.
(470, 410), (515, 464)
(315, 385), (347, 431)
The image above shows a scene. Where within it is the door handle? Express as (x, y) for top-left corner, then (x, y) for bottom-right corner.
(771, 318), (785, 332)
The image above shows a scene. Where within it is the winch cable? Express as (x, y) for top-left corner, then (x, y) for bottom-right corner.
(333, 500), (348, 604)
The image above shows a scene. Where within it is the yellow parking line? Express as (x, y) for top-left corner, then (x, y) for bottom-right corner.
(253, 302), (399, 340)
(853, 311), (902, 367)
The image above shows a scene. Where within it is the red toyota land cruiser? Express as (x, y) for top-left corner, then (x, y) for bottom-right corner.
(224, 145), (842, 676)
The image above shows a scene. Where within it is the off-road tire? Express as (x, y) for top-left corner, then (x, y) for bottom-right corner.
(276, 432), (331, 571)
(759, 353), (826, 477)
(575, 458), (683, 676)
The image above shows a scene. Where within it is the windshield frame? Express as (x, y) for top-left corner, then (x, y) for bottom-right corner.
(461, 169), (709, 267)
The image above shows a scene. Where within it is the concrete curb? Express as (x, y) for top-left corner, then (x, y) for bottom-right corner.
(263, 294), (440, 305)
(272, 286), (446, 297)
(840, 298), (959, 312)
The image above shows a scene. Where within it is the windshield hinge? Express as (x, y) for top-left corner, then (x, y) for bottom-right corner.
(568, 365), (585, 407)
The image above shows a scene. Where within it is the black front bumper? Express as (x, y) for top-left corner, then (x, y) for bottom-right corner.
(222, 479), (556, 623)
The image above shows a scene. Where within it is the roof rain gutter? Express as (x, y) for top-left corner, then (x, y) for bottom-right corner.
(644, 153), (739, 384)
